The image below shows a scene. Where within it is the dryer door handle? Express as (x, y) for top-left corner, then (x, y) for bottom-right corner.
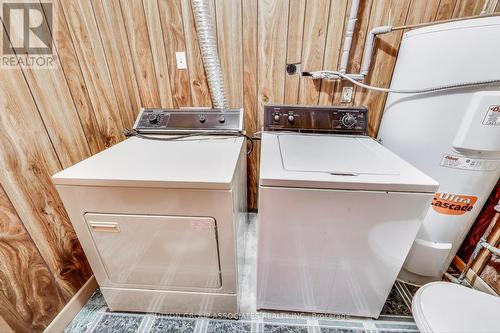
(88, 222), (120, 233)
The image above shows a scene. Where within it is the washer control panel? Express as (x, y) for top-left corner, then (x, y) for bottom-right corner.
(264, 104), (368, 134)
(133, 108), (243, 134)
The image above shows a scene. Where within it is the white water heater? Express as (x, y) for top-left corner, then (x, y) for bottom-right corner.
(377, 16), (500, 285)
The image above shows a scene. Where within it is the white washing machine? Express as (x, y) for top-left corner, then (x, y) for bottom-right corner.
(53, 109), (247, 316)
(257, 105), (439, 318)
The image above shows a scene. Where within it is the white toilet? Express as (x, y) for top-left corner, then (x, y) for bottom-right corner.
(412, 282), (500, 332)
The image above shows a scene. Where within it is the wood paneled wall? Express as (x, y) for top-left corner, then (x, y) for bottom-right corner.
(0, 0), (499, 331)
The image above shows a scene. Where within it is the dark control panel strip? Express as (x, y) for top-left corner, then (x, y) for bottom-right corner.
(133, 108), (243, 134)
(264, 104), (368, 135)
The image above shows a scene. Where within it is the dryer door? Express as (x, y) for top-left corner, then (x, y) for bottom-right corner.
(84, 213), (221, 289)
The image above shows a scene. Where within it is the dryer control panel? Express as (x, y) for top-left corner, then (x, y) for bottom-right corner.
(133, 108), (243, 134)
(264, 104), (368, 134)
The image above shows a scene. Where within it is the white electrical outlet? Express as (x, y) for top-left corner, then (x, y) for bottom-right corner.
(176, 52), (187, 69)
(341, 86), (354, 103)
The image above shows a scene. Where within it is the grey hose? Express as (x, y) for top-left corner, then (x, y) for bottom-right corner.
(191, 0), (229, 109)
(305, 70), (500, 94)
(123, 129), (254, 154)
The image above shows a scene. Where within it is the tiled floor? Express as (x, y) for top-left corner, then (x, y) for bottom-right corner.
(65, 214), (420, 333)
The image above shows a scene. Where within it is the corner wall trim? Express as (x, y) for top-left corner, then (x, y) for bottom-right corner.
(43, 276), (98, 333)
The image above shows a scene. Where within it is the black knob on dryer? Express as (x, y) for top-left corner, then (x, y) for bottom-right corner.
(148, 114), (160, 124)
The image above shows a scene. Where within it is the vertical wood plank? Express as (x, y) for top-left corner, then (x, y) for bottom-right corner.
(474, 0), (490, 14)
(453, 0), (487, 17)
(91, 0), (142, 127)
(486, 0), (499, 13)
(298, 0), (331, 105)
(142, 0), (174, 108)
(0, 185), (65, 333)
(120, 0), (163, 109)
(405, 0), (441, 25)
(0, 2), (92, 168)
(258, 0), (289, 127)
(284, 0), (306, 104)
(60, 0), (124, 147)
(434, 0), (458, 20)
(285, 0), (306, 67)
(0, 63), (92, 300)
(47, 0), (105, 154)
(18, 66), (92, 167)
(318, 0), (349, 105)
(242, 0), (259, 210)
(158, 0), (193, 107)
(181, 0), (213, 107)
(353, 0), (411, 136)
(215, 0), (243, 108)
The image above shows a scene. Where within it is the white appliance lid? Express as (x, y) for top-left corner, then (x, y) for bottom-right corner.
(259, 133), (438, 193)
(279, 135), (399, 176)
(52, 136), (244, 189)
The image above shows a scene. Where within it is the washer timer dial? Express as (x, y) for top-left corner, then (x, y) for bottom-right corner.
(341, 113), (357, 128)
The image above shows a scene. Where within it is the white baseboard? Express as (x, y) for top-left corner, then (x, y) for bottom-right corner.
(44, 276), (98, 333)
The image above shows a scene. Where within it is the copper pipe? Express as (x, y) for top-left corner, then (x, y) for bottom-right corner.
(456, 201), (500, 284)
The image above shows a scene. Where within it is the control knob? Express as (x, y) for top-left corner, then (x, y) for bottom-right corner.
(274, 114), (280, 122)
(341, 113), (357, 128)
(148, 113), (160, 125)
(288, 114), (295, 122)
(199, 115), (206, 123)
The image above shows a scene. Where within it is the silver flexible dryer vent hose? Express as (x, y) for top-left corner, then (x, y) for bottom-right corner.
(191, 0), (228, 109)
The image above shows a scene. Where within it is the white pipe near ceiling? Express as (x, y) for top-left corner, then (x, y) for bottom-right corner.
(359, 25), (392, 76)
(310, 12), (500, 84)
(338, 0), (361, 74)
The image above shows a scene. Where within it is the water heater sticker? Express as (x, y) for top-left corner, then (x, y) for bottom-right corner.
(482, 105), (500, 126)
(440, 154), (498, 171)
(431, 192), (478, 216)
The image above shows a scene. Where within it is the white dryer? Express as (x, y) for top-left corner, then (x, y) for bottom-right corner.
(257, 105), (438, 318)
(53, 109), (247, 316)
